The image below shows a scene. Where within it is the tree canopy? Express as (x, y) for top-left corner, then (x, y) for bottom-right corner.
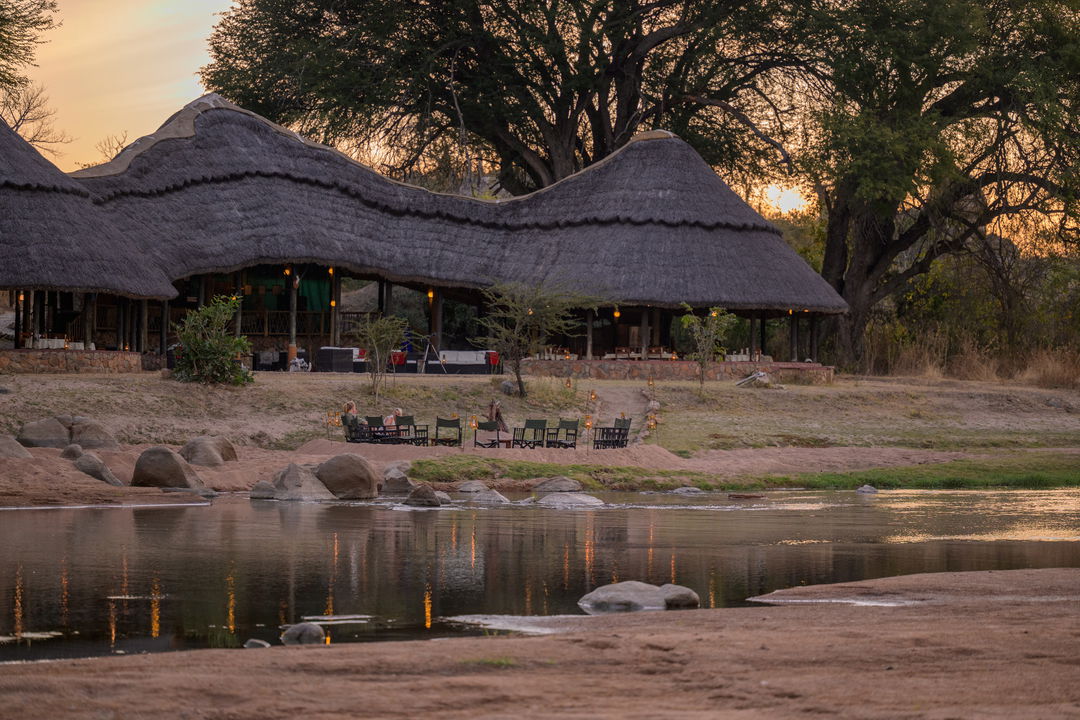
(0, 0), (56, 94)
(201, 0), (795, 193)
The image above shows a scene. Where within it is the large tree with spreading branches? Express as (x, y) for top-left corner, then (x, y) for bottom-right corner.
(0, 0), (56, 94)
(201, 0), (797, 193)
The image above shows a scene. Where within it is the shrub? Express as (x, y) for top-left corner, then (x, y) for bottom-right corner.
(172, 296), (253, 386)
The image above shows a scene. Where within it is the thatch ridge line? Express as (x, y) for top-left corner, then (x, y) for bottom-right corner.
(87, 169), (783, 235)
(71, 96), (709, 211)
(1, 181), (90, 198)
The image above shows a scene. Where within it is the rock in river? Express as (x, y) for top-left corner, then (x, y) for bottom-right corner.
(382, 467), (417, 495)
(281, 622), (325, 645)
(179, 436), (238, 467)
(537, 492), (603, 507)
(532, 476), (582, 493)
(405, 483), (442, 507)
(132, 447), (205, 490)
(270, 463), (336, 502)
(578, 580), (700, 613)
(316, 454), (379, 499)
(456, 480), (489, 493)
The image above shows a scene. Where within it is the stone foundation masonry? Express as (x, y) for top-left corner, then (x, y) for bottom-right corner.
(0, 349), (143, 374)
(523, 359), (834, 384)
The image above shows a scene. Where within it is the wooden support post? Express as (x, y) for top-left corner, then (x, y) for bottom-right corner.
(160, 300), (169, 355)
(429, 288), (443, 351)
(640, 308), (649, 360)
(749, 315), (758, 358)
(22, 290), (33, 347)
(585, 309), (594, 360)
(383, 282), (393, 316)
(650, 308), (661, 346)
(234, 271), (243, 339)
(789, 314), (799, 362)
(13, 291), (21, 348)
(116, 299), (125, 350)
(197, 277), (206, 308)
(288, 274), (298, 361)
(34, 291), (45, 340)
(82, 293), (94, 348)
(138, 300), (148, 353)
(330, 272), (340, 346)
(810, 314), (820, 363)
(377, 279), (386, 315)
(760, 314), (768, 358)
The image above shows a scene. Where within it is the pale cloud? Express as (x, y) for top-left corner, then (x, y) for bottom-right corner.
(31, 0), (233, 170)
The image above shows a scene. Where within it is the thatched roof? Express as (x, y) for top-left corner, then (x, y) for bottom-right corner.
(71, 94), (846, 313)
(0, 120), (176, 299)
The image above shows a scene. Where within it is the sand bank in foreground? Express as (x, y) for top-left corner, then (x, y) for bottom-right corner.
(2, 569), (1077, 718)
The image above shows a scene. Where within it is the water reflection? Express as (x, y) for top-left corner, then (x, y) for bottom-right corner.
(1, 489), (1079, 661)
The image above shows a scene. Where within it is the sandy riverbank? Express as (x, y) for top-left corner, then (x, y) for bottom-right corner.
(2, 568), (1077, 718)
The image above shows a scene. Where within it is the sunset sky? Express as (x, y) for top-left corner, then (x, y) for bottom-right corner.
(32, 0), (232, 170)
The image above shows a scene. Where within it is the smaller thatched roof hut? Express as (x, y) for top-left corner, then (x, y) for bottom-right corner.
(0, 120), (176, 299)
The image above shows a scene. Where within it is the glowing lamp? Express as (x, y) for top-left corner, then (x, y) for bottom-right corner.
(788, 308), (793, 315)
(427, 289), (434, 300)
(328, 267), (334, 276)
(284, 267), (292, 276)
(527, 307), (534, 315)
(470, 415), (478, 429)
(613, 307), (620, 319)
(710, 311), (718, 318)
(18, 292), (24, 302)
(647, 376), (655, 387)
(564, 377), (573, 388)
(330, 300), (337, 308)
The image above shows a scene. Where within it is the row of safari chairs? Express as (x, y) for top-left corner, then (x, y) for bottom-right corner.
(344, 415), (464, 447)
(474, 417), (631, 450)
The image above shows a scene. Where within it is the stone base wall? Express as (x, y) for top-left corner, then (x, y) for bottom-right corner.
(0, 349), (144, 374)
(523, 359), (834, 384)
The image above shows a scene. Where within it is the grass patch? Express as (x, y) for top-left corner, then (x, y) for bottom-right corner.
(780, 453), (1080, 490)
(409, 455), (719, 491)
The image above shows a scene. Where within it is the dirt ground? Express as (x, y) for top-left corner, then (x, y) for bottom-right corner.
(2, 568), (1077, 719)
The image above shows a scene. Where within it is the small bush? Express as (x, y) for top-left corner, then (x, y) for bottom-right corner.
(1019, 350), (1080, 390)
(172, 296), (253, 386)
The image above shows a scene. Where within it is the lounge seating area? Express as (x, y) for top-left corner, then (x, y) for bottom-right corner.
(342, 413), (630, 449)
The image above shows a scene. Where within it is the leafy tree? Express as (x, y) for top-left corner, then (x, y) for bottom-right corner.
(201, 0), (796, 193)
(172, 296), (254, 385)
(679, 303), (737, 389)
(790, 0), (1080, 364)
(0, 0), (57, 94)
(1, 82), (69, 155)
(476, 283), (592, 397)
(349, 314), (408, 402)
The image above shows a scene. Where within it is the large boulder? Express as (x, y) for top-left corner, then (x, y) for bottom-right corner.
(405, 483), (441, 507)
(537, 492), (604, 507)
(532, 476), (583, 493)
(281, 622), (325, 645)
(66, 416), (118, 450)
(16, 417), (70, 448)
(74, 452), (123, 486)
(271, 463), (336, 501)
(382, 467), (417, 495)
(316, 454), (379, 500)
(434, 490), (452, 504)
(17, 416), (118, 450)
(470, 488), (510, 504)
(0, 434), (33, 459)
(59, 443), (84, 460)
(249, 480), (276, 500)
(132, 446), (205, 489)
(455, 480), (489, 493)
(578, 581), (700, 614)
(856, 484), (879, 494)
(670, 486), (705, 495)
(179, 436), (238, 467)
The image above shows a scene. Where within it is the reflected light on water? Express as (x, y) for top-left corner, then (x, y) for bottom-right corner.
(423, 585), (432, 630)
(670, 553), (677, 584)
(108, 599), (116, 648)
(708, 571), (717, 609)
(562, 544), (570, 590)
(150, 577), (161, 639)
(60, 561), (69, 626)
(226, 572), (236, 634)
(13, 565), (23, 639)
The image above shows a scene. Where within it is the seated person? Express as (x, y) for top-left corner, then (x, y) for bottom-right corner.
(342, 400), (360, 427)
(383, 407), (403, 426)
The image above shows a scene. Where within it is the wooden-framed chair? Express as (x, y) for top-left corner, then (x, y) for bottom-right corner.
(545, 419), (579, 449)
(433, 417), (462, 447)
(342, 415), (372, 443)
(474, 420), (504, 448)
(512, 418), (547, 449)
(394, 415), (429, 446)
(614, 417), (632, 430)
(593, 424), (630, 449)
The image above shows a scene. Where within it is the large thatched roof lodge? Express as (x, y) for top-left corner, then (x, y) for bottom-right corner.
(1, 94), (846, 373)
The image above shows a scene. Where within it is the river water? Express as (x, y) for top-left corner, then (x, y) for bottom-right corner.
(2, 489), (1079, 661)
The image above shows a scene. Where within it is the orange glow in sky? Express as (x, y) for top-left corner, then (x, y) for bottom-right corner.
(763, 184), (810, 215)
(31, 0), (232, 171)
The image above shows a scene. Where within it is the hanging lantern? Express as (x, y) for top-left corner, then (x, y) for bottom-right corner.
(328, 267), (334, 276)
(427, 289), (434, 301)
(330, 300), (337, 308)
(564, 377), (573, 389)
(469, 415), (479, 429)
(284, 267), (292, 276)
(613, 306), (621, 319)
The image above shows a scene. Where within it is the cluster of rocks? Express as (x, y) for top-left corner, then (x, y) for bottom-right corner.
(251, 454), (380, 501)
